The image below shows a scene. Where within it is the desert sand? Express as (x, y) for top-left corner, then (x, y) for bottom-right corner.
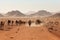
(0, 17), (60, 40)
(0, 25), (60, 40)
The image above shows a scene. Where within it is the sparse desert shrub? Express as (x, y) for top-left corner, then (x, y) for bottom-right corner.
(48, 27), (53, 32)
(46, 20), (60, 33)
(54, 22), (59, 25)
(46, 21), (54, 28)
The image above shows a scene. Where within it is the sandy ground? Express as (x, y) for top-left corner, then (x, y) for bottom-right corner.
(0, 25), (60, 40)
(0, 17), (60, 40)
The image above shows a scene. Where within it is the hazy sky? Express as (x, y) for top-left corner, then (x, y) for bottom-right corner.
(0, 0), (60, 14)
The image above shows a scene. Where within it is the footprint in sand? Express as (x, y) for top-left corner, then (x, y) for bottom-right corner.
(10, 36), (14, 39)
(16, 28), (20, 33)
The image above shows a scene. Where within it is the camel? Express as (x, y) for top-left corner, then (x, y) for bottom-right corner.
(15, 20), (26, 26)
(28, 20), (32, 26)
(21, 21), (26, 24)
(7, 20), (14, 26)
(15, 20), (20, 26)
(35, 19), (42, 24)
(11, 20), (14, 26)
(0, 21), (5, 30)
(8, 20), (11, 26)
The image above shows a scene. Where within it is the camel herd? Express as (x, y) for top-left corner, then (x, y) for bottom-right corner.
(0, 19), (42, 30)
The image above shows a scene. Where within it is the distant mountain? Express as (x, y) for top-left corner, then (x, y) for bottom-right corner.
(5, 10), (25, 17)
(51, 13), (60, 17)
(25, 11), (36, 15)
(30, 10), (52, 17)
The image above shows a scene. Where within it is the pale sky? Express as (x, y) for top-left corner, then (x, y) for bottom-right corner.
(0, 0), (60, 14)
